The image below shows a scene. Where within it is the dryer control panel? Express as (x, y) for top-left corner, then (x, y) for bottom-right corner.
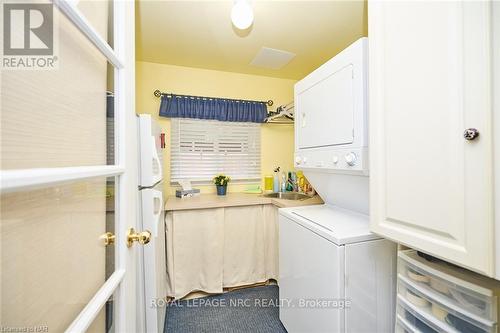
(295, 147), (368, 175)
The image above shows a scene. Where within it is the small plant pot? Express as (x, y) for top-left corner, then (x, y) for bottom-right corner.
(216, 185), (227, 196)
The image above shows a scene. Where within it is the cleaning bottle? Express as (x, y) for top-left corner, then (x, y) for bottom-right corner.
(273, 167), (280, 193)
(286, 172), (294, 192)
(281, 171), (287, 192)
(291, 172), (298, 192)
(297, 170), (305, 192)
(264, 175), (273, 192)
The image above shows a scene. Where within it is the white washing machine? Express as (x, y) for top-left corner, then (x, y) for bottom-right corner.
(281, 37), (397, 332)
(279, 205), (396, 333)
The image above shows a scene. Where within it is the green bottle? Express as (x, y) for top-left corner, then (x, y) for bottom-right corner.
(286, 172), (293, 192)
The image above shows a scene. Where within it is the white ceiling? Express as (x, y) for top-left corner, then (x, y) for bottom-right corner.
(136, 1), (367, 80)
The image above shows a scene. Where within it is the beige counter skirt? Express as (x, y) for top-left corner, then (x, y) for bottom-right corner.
(165, 205), (280, 299)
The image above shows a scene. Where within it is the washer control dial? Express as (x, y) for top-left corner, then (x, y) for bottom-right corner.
(295, 156), (302, 165)
(332, 155), (339, 164)
(344, 152), (357, 166)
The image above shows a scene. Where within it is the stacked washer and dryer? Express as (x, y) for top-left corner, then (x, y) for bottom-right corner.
(279, 37), (397, 332)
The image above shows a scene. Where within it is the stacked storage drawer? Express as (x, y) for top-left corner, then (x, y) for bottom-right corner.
(396, 250), (500, 333)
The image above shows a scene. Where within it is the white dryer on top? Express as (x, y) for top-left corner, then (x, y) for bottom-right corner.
(294, 37), (368, 176)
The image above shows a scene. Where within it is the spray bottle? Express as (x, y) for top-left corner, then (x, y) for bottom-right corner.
(273, 167), (280, 193)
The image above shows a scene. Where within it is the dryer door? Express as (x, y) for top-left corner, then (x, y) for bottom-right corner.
(296, 64), (355, 149)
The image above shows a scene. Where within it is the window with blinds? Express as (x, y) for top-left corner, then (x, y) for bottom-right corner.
(170, 118), (261, 183)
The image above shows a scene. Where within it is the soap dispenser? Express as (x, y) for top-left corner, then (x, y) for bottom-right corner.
(273, 167), (280, 193)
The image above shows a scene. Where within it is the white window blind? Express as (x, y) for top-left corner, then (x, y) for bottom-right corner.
(170, 119), (261, 183)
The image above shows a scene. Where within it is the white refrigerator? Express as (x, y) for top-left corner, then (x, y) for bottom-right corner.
(137, 114), (166, 333)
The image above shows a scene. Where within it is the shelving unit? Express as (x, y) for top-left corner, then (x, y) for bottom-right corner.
(396, 250), (500, 333)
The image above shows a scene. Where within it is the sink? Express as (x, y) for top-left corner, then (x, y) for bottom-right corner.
(262, 192), (312, 200)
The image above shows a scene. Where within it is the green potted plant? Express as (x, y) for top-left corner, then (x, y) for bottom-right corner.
(213, 174), (230, 196)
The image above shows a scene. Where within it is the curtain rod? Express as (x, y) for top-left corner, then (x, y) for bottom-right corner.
(153, 89), (274, 107)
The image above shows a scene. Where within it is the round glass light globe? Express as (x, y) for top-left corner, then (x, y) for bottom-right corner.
(231, 0), (253, 30)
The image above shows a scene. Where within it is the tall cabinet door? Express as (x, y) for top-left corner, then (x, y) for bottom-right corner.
(369, 1), (494, 275)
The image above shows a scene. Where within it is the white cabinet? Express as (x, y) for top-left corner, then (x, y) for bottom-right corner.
(369, 1), (495, 276)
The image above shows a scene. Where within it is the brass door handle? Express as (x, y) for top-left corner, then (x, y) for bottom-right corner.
(126, 228), (152, 247)
(100, 232), (115, 246)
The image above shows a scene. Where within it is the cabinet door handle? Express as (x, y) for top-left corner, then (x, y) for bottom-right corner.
(463, 128), (479, 141)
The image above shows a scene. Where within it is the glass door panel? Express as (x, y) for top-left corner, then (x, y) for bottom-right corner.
(86, 295), (115, 333)
(0, 5), (115, 169)
(76, 0), (114, 49)
(0, 176), (116, 332)
(1, 0), (135, 331)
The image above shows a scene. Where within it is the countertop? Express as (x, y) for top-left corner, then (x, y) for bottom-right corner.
(165, 192), (324, 211)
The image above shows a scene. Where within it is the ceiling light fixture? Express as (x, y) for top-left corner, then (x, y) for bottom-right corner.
(231, 0), (253, 30)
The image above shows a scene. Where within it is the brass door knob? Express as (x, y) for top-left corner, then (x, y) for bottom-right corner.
(100, 232), (115, 246)
(126, 228), (152, 247)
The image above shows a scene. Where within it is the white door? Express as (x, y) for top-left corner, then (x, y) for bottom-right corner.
(294, 38), (367, 154)
(1, 1), (139, 331)
(296, 64), (355, 149)
(369, 1), (494, 275)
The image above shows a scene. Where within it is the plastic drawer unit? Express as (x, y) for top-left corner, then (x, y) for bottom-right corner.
(396, 250), (500, 333)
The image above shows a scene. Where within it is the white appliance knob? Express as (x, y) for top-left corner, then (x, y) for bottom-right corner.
(303, 157), (307, 164)
(344, 152), (357, 166)
(332, 155), (339, 164)
(295, 156), (302, 165)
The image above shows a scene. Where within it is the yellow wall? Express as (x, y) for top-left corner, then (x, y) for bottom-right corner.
(136, 61), (296, 195)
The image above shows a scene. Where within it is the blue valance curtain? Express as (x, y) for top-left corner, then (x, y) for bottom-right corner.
(159, 94), (268, 123)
